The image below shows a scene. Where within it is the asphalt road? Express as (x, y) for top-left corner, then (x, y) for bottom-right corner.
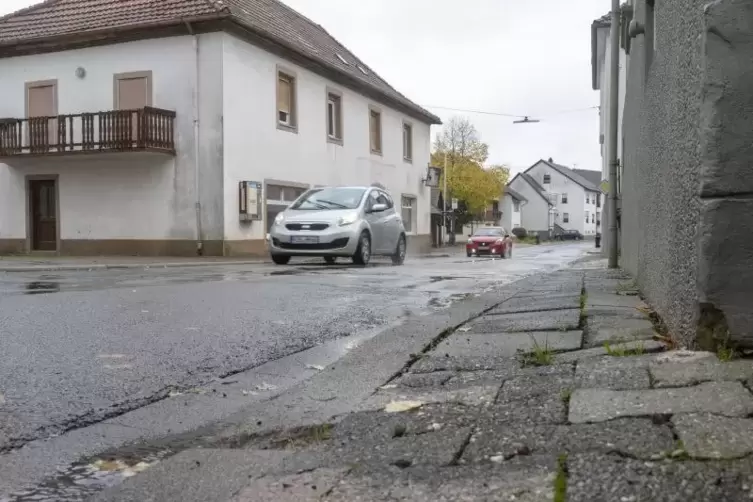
(0, 242), (590, 455)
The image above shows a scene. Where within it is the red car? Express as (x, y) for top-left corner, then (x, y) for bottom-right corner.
(466, 227), (513, 258)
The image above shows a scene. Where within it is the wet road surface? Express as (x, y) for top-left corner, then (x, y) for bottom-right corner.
(0, 242), (589, 497)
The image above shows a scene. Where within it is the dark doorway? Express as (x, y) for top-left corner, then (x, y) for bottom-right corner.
(29, 179), (57, 251)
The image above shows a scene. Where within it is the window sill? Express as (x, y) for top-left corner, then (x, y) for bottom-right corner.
(327, 136), (343, 146)
(277, 123), (298, 134)
(403, 157), (413, 164)
(370, 149), (383, 156)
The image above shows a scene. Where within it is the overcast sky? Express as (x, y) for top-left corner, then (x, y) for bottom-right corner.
(2, 0), (607, 176)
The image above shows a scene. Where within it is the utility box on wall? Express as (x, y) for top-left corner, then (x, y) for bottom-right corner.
(239, 181), (262, 223)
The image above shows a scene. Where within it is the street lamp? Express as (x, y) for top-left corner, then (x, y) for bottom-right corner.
(513, 116), (540, 124)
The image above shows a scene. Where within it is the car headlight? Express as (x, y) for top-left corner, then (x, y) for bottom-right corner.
(495, 238), (504, 244)
(274, 213), (285, 226)
(467, 238), (474, 244)
(337, 212), (358, 226)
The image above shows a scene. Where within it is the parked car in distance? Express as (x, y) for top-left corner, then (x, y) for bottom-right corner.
(466, 227), (513, 258)
(554, 229), (584, 241)
(268, 184), (407, 266)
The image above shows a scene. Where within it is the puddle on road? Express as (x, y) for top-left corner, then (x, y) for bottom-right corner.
(24, 281), (60, 295)
(0, 451), (169, 502)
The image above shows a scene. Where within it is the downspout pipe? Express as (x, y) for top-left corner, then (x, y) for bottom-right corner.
(186, 21), (204, 255)
(607, 0), (620, 268)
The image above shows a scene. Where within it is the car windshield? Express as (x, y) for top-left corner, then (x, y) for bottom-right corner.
(289, 187), (366, 210)
(473, 228), (504, 237)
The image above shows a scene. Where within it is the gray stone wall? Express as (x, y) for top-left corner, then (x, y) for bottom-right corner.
(621, 0), (706, 347)
(696, 0), (753, 348)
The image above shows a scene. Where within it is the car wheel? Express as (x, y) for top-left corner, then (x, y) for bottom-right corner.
(391, 234), (406, 265)
(352, 232), (371, 266)
(467, 252), (472, 258)
(271, 254), (291, 265)
(324, 257), (337, 265)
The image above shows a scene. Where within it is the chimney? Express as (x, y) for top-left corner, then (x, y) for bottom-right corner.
(548, 157), (553, 163)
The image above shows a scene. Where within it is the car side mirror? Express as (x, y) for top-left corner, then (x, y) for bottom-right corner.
(369, 203), (387, 213)
(467, 234), (472, 237)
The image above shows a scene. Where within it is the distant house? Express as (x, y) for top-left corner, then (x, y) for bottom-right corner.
(509, 159), (601, 237)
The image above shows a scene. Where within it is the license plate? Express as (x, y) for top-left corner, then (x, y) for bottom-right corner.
(479, 243), (487, 247)
(291, 236), (319, 244)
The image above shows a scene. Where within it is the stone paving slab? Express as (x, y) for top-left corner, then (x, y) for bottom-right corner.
(569, 381), (753, 423)
(585, 316), (657, 346)
(433, 331), (583, 358)
(672, 413), (753, 459)
(409, 355), (518, 374)
(391, 371), (453, 388)
(467, 309), (581, 333)
(566, 452), (753, 502)
(575, 363), (651, 390)
(585, 306), (648, 320)
(554, 340), (667, 363)
(326, 458), (556, 502)
(361, 383), (499, 409)
(230, 467), (349, 502)
(586, 292), (645, 308)
(486, 294), (581, 315)
(650, 358), (753, 388)
(464, 418), (674, 462)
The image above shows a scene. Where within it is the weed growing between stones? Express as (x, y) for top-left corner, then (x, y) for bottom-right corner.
(560, 388), (572, 406)
(717, 338), (739, 362)
(554, 453), (568, 502)
(604, 340), (645, 357)
(518, 336), (554, 367)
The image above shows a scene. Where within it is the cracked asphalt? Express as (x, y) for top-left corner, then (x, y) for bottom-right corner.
(0, 243), (589, 456)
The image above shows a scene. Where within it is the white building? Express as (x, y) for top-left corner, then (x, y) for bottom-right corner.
(499, 187), (526, 232)
(0, 0), (440, 256)
(509, 159), (601, 238)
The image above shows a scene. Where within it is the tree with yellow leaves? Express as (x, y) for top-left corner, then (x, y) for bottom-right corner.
(431, 117), (507, 216)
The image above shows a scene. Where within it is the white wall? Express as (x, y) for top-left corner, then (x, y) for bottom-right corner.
(508, 177), (549, 232)
(0, 35), (216, 241)
(499, 193), (521, 231)
(221, 33), (432, 242)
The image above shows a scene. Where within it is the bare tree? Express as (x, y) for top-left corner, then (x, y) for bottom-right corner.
(433, 116), (489, 165)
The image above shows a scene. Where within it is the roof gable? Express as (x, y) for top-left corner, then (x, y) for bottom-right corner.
(503, 186), (527, 203)
(509, 172), (552, 206)
(525, 159), (600, 192)
(0, 0), (441, 125)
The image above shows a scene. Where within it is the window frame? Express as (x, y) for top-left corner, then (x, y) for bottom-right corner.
(563, 212), (570, 223)
(326, 88), (343, 145)
(561, 193), (568, 204)
(400, 194), (417, 234)
(513, 199), (520, 212)
(276, 66), (298, 133)
(369, 105), (383, 155)
(402, 120), (413, 162)
(543, 173), (551, 184)
(113, 71), (153, 109)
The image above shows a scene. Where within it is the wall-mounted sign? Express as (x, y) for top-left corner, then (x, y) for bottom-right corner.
(239, 181), (262, 222)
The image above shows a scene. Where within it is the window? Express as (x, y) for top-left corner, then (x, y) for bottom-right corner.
(586, 194), (590, 204)
(543, 174), (551, 184)
(585, 211), (589, 223)
(563, 213), (570, 223)
(277, 71), (296, 129)
(402, 122), (413, 161)
(596, 193), (601, 208)
(561, 193), (568, 204)
(513, 200), (520, 212)
(591, 213), (595, 223)
(369, 108), (382, 154)
(267, 184), (306, 203)
(401, 195), (416, 233)
(326, 92), (342, 142)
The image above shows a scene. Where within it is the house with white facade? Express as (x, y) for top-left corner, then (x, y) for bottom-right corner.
(499, 187), (526, 233)
(0, 0), (440, 257)
(509, 159), (601, 238)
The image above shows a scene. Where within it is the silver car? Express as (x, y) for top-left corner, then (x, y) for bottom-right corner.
(268, 184), (407, 266)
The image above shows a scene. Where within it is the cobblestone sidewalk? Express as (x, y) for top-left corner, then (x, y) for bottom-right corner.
(94, 260), (753, 502)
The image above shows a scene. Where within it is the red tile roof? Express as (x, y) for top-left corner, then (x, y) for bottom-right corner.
(0, 0), (441, 124)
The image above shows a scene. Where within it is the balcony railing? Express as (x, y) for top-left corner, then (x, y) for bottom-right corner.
(0, 107), (176, 157)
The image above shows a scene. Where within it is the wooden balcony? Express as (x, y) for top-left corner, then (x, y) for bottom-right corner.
(0, 107), (176, 158)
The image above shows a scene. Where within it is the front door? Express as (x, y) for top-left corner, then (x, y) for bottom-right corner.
(29, 179), (57, 251)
